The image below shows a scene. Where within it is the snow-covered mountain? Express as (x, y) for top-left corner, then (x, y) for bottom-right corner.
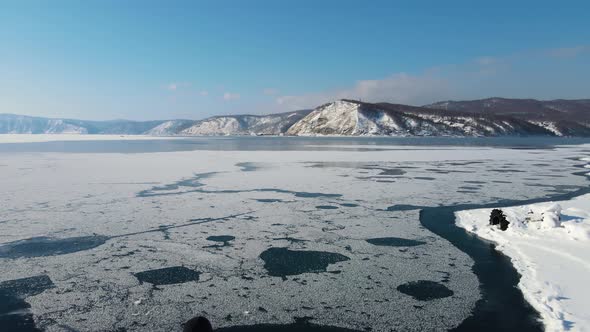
(0, 114), (166, 135)
(0, 110), (312, 136)
(177, 110), (312, 136)
(0, 114), (88, 134)
(144, 120), (194, 136)
(287, 99), (559, 136)
(2, 97), (589, 136)
(425, 98), (590, 136)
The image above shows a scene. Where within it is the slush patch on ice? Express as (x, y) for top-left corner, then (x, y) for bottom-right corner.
(385, 204), (429, 211)
(397, 280), (454, 301)
(205, 235), (236, 247)
(0, 275), (54, 331)
(305, 161), (371, 169)
(136, 172), (215, 197)
(137, 173), (343, 199)
(414, 176), (436, 180)
(255, 198), (283, 203)
(366, 237), (426, 247)
(272, 237), (308, 243)
(369, 167), (406, 176)
(0, 275), (54, 299)
(290, 191), (341, 198)
(316, 205), (339, 210)
(459, 186), (480, 190)
(235, 162), (265, 172)
(134, 266), (201, 286)
(206, 235), (235, 243)
(216, 317), (363, 332)
(0, 235), (109, 258)
(339, 203), (359, 207)
(259, 248), (350, 279)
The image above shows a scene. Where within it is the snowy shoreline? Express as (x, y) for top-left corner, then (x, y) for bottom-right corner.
(456, 157), (590, 332)
(0, 134), (183, 144)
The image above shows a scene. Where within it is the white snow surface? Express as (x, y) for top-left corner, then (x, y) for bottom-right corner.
(456, 186), (590, 331)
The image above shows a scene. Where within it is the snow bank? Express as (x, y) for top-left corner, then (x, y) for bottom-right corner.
(0, 134), (181, 143)
(456, 193), (590, 331)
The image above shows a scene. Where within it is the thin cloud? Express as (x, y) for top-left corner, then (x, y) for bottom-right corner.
(223, 92), (240, 100)
(546, 46), (588, 58)
(199, 90), (209, 96)
(276, 73), (450, 110)
(274, 44), (590, 111)
(263, 88), (279, 95)
(165, 82), (191, 91)
(475, 56), (497, 66)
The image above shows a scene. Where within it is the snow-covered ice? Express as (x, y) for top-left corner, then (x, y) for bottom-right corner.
(457, 179), (590, 331)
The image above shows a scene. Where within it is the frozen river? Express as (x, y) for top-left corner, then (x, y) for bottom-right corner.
(1, 136), (589, 331)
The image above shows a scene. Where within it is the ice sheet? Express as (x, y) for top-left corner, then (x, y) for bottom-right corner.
(1, 144), (589, 331)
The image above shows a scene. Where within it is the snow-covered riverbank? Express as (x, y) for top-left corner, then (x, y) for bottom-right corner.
(456, 177), (590, 331)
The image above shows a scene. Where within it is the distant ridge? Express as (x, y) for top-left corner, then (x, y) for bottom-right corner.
(0, 110), (311, 136)
(425, 97), (590, 136)
(2, 97), (590, 136)
(148, 109), (312, 136)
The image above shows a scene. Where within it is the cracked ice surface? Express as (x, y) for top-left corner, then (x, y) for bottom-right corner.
(0, 143), (589, 331)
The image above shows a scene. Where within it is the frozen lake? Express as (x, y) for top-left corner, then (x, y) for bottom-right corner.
(1, 136), (589, 331)
(1, 135), (590, 153)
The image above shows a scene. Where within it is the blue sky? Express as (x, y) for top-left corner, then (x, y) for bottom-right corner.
(1, 0), (589, 120)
